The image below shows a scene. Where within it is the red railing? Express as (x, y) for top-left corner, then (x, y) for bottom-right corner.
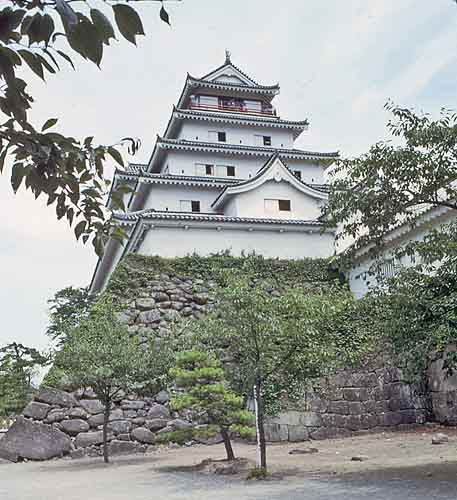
(189, 102), (276, 117)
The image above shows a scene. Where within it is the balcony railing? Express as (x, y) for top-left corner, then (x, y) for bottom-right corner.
(189, 102), (277, 117)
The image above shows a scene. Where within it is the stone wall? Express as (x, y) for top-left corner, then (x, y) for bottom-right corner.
(265, 366), (431, 442)
(4, 255), (453, 462)
(0, 386), (197, 462)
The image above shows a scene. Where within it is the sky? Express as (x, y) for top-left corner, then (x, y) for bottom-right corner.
(1, 0), (457, 352)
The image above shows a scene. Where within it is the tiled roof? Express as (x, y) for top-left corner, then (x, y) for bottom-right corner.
(117, 168), (329, 191)
(156, 137), (339, 161)
(188, 75), (279, 91)
(115, 209), (325, 227)
(168, 108), (308, 140)
(124, 163), (145, 174)
(201, 58), (260, 86)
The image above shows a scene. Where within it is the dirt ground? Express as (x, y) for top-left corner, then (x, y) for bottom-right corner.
(2, 424), (457, 500)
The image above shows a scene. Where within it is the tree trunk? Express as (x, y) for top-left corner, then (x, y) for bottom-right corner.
(102, 399), (111, 464)
(254, 381), (267, 471)
(220, 427), (235, 461)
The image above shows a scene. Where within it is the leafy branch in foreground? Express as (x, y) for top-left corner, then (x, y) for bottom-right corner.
(0, 0), (177, 254)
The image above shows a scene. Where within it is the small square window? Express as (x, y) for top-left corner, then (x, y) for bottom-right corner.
(227, 166), (236, 177)
(278, 199), (291, 211)
(191, 201), (201, 213)
(263, 136), (272, 146)
(293, 170), (302, 180)
(218, 132), (226, 142)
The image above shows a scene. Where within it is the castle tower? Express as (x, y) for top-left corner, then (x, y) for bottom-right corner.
(90, 55), (338, 293)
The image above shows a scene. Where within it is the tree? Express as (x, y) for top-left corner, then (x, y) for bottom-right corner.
(46, 286), (93, 347)
(170, 350), (253, 462)
(325, 103), (457, 261)
(0, 0), (176, 254)
(0, 342), (47, 416)
(360, 266), (457, 383)
(187, 272), (370, 473)
(55, 296), (166, 463)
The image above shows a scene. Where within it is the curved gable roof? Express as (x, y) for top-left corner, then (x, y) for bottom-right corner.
(212, 154), (329, 209)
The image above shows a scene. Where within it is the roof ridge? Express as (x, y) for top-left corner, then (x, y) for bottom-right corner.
(174, 108), (309, 127)
(115, 210), (325, 226)
(157, 136), (339, 158)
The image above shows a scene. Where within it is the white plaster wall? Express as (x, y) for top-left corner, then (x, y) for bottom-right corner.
(230, 180), (323, 220)
(177, 121), (294, 149)
(223, 197), (238, 217)
(139, 225), (335, 259)
(142, 184), (220, 213)
(347, 210), (457, 298)
(284, 159), (326, 184)
(164, 151), (264, 179)
(162, 151), (326, 185)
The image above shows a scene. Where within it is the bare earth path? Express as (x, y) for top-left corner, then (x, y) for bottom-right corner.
(1, 427), (457, 500)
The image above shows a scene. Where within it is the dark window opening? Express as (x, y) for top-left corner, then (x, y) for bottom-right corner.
(218, 132), (226, 142)
(191, 201), (201, 213)
(293, 170), (302, 180)
(278, 199), (291, 211)
(205, 165), (214, 175)
(227, 166), (236, 177)
(263, 136), (272, 146)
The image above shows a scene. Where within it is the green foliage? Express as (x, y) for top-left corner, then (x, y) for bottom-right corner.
(360, 267), (457, 382)
(0, 342), (47, 417)
(52, 295), (168, 462)
(154, 428), (194, 446)
(188, 273), (371, 414)
(54, 296), (162, 396)
(180, 271), (371, 470)
(170, 350), (254, 460)
(246, 467), (269, 480)
(325, 103), (457, 261)
(0, 0), (176, 254)
(107, 253), (339, 303)
(46, 286), (93, 347)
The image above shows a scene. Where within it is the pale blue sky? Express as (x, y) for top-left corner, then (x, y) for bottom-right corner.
(1, 0), (456, 351)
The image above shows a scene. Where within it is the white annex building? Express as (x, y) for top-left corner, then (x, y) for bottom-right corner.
(90, 54), (339, 293)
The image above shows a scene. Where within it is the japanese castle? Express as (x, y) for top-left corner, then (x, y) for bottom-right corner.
(90, 53), (339, 293)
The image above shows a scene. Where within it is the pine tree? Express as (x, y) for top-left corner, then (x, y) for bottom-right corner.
(170, 351), (253, 461)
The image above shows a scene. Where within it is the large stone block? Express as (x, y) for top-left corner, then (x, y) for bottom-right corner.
(107, 420), (132, 435)
(0, 417), (72, 462)
(67, 407), (88, 419)
(147, 403), (170, 419)
(136, 298), (156, 311)
(75, 430), (109, 448)
(348, 402), (363, 415)
(35, 387), (77, 408)
(23, 401), (50, 420)
(121, 400), (145, 410)
(264, 423), (288, 442)
(288, 425), (309, 442)
(328, 401), (349, 415)
(45, 409), (66, 424)
(154, 390), (170, 404)
(322, 413), (347, 428)
(343, 388), (369, 402)
(131, 427), (155, 444)
(144, 418), (168, 431)
(108, 440), (143, 456)
(345, 415), (363, 431)
(137, 310), (161, 324)
(59, 419), (90, 436)
(79, 399), (104, 415)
